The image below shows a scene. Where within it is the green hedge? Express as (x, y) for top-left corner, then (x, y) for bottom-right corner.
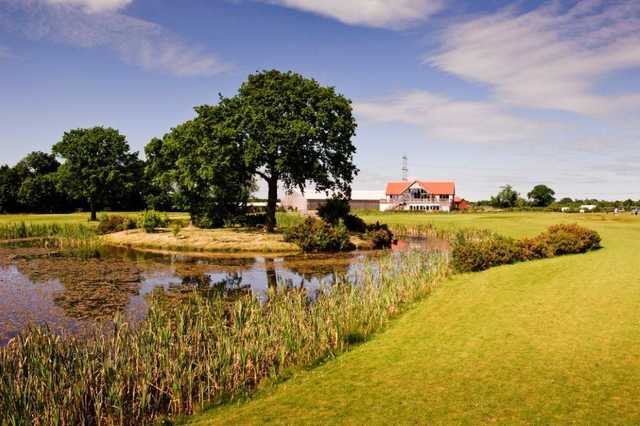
(452, 224), (601, 272)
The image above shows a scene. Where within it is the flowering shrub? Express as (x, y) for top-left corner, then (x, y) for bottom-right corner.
(452, 224), (601, 272)
(452, 233), (523, 272)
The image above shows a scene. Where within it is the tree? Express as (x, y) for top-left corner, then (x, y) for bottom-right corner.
(53, 127), (139, 221)
(12, 151), (69, 213)
(18, 174), (68, 213)
(145, 106), (256, 228)
(490, 185), (519, 208)
(527, 184), (556, 207)
(223, 70), (358, 232)
(0, 165), (20, 213)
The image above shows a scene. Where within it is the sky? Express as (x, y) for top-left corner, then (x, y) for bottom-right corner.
(1, 0), (639, 200)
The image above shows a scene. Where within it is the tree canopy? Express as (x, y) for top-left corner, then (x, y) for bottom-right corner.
(224, 70), (358, 231)
(145, 105), (256, 228)
(53, 127), (140, 220)
(527, 184), (556, 207)
(491, 185), (519, 208)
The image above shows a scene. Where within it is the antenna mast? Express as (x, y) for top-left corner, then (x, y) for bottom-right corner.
(402, 155), (408, 181)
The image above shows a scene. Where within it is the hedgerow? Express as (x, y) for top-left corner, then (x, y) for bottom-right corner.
(452, 223), (601, 272)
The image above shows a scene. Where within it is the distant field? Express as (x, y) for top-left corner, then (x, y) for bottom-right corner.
(0, 212), (189, 226)
(187, 212), (640, 425)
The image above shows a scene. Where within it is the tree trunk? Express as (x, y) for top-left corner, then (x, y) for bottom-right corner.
(266, 178), (278, 233)
(90, 201), (97, 222)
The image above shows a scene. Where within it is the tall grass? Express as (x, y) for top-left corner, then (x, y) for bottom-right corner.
(0, 251), (449, 425)
(276, 212), (305, 230)
(0, 222), (102, 258)
(389, 223), (493, 242)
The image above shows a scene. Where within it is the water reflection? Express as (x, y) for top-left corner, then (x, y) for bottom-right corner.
(0, 237), (446, 345)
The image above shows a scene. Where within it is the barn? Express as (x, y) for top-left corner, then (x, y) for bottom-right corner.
(281, 190), (384, 213)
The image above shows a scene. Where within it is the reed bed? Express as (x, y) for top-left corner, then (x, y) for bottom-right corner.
(0, 222), (102, 259)
(0, 251), (449, 425)
(389, 223), (493, 242)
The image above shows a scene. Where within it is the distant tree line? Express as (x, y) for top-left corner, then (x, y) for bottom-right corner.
(0, 70), (358, 231)
(474, 184), (639, 211)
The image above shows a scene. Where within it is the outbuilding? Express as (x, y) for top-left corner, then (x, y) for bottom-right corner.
(281, 190), (385, 213)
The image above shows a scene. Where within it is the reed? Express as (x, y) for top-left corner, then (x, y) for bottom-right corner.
(389, 223), (493, 242)
(0, 222), (103, 258)
(0, 251), (449, 425)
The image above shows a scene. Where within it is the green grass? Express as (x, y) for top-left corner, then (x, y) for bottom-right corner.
(0, 211), (190, 226)
(186, 212), (640, 425)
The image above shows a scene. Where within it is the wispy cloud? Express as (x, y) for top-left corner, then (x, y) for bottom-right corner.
(355, 91), (542, 145)
(427, 0), (640, 116)
(258, 0), (445, 29)
(0, 0), (231, 76)
(45, 0), (132, 13)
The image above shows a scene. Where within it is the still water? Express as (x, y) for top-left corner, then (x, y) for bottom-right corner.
(0, 238), (446, 346)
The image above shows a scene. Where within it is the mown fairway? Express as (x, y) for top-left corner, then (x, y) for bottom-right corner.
(187, 212), (640, 425)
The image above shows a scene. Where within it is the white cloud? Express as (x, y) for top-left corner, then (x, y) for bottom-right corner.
(45, 0), (132, 13)
(258, 0), (445, 29)
(355, 91), (542, 145)
(0, 0), (230, 76)
(427, 0), (640, 116)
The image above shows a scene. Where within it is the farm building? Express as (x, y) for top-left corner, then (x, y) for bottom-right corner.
(281, 190), (385, 213)
(380, 180), (457, 212)
(454, 197), (471, 210)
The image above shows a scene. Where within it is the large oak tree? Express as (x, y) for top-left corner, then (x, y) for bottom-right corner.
(224, 70), (358, 232)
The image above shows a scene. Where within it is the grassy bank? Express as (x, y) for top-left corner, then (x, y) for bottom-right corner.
(0, 251), (448, 424)
(187, 212), (640, 424)
(103, 228), (301, 254)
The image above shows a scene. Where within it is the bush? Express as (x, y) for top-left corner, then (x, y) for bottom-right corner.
(317, 197), (350, 225)
(452, 233), (523, 273)
(540, 224), (601, 255)
(452, 223), (601, 272)
(137, 210), (168, 233)
(364, 222), (394, 249)
(284, 217), (354, 252)
(96, 214), (137, 235)
(343, 214), (366, 233)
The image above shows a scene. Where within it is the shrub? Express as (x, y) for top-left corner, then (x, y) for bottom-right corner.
(96, 214), (137, 235)
(284, 217), (354, 252)
(364, 222), (394, 249)
(343, 214), (366, 233)
(540, 224), (601, 255)
(137, 210), (168, 233)
(452, 223), (601, 272)
(452, 233), (523, 273)
(317, 197), (350, 225)
(518, 236), (550, 260)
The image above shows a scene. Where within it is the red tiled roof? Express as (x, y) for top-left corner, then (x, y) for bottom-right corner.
(385, 181), (412, 196)
(386, 180), (455, 196)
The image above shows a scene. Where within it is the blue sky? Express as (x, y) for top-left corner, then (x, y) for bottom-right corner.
(1, 0), (639, 200)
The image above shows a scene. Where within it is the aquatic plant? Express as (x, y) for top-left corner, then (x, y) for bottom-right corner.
(0, 251), (449, 425)
(0, 222), (103, 259)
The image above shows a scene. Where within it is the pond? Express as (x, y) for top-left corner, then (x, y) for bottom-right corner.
(0, 237), (448, 346)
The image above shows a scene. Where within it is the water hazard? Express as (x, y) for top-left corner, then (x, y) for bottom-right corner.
(0, 238), (447, 346)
